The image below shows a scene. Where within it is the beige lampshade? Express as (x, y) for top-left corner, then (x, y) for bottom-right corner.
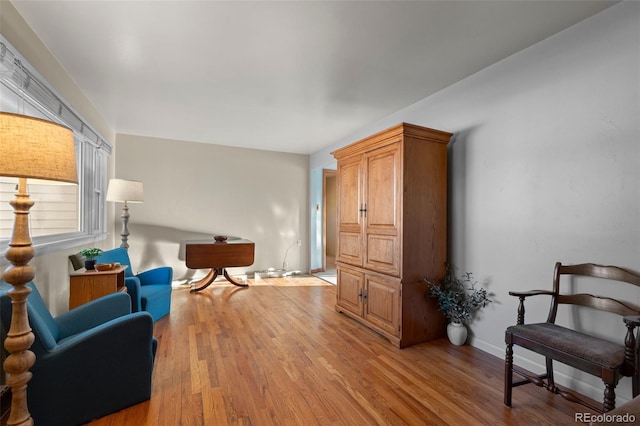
(0, 112), (77, 182)
(106, 178), (144, 203)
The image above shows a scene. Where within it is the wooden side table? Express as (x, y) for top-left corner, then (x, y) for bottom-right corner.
(69, 265), (128, 309)
(186, 239), (255, 291)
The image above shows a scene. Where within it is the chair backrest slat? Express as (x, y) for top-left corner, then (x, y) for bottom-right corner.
(557, 293), (640, 317)
(548, 262), (640, 323)
(557, 263), (640, 287)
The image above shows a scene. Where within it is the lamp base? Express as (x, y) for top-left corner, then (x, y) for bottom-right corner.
(3, 178), (36, 426)
(119, 202), (130, 250)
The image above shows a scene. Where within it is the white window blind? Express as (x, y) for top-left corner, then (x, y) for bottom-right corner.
(0, 179), (79, 238)
(0, 36), (111, 259)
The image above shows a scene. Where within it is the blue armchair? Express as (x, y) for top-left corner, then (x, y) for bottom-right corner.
(0, 281), (156, 426)
(97, 248), (173, 321)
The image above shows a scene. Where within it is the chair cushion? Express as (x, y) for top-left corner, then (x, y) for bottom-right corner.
(140, 285), (172, 321)
(507, 323), (625, 369)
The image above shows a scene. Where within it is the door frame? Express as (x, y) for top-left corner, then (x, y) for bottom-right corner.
(322, 169), (337, 272)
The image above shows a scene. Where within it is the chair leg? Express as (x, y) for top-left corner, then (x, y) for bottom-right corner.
(545, 357), (555, 391)
(504, 343), (514, 407)
(604, 384), (616, 412)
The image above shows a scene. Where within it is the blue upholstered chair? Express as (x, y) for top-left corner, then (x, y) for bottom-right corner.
(96, 248), (173, 321)
(0, 280), (156, 426)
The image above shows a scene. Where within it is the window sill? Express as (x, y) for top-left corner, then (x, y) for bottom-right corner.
(0, 232), (107, 268)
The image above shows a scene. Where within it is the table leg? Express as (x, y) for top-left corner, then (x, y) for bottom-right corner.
(190, 268), (219, 292)
(190, 268), (249, 292)
(223, 269), (249, 287)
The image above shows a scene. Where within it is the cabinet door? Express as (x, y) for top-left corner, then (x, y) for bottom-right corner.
(364, 274), (400, 337)
(336, 265), (364, 317)
(69, 271), (123, 309)
(363, 143), (401, 276)
(336, 156), (363, 267)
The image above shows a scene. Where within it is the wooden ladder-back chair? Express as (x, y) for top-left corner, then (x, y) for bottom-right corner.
(504, 262), (640, 413)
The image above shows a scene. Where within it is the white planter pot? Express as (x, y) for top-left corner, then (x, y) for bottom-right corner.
(447, 322), (468, 346)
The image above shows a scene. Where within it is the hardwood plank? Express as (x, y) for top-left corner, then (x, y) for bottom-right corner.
(87, 276), (595, 425)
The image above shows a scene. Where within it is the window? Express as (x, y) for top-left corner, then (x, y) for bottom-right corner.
(0, 179), (79, 238)
(0, 37), (111, 261)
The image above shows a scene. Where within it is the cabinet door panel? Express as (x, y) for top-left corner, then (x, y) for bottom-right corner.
(337, 156), (363, 266)
(364, 143), (400, 275)
(365, 145), (399, 229)
(336, 266), (364, 316)
(365, 234), (398, 276)
(364, 275), (400, 337)
(338, 232), (361, 266)
(338, 158), (362, 228)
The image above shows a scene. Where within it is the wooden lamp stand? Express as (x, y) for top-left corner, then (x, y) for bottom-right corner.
(3, 179), (36, 426)
(1, 112), (77, 425)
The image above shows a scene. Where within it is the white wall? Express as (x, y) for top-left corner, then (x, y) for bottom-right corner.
(114, 134), (309, 281)
(310, 1), (640, 402)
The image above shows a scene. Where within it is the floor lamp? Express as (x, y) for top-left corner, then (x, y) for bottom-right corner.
(0, 112), (77, 426)
(106, 179), (144, 250)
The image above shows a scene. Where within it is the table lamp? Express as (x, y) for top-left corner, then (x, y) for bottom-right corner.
(0, 112), (77, 425)
(106, 178), (144, 250)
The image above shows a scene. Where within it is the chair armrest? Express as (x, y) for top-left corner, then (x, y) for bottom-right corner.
(55, 292), (131, 339)
(509, 290), (555, 325)
(137, 266), (173, 286)
(624, 315), (640, 327)
(508, 290), (555, 298)
(125, 276), (142, 312)
(623, 315), (640, 375)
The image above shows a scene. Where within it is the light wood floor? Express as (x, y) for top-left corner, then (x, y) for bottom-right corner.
(88, 276), (592, 425)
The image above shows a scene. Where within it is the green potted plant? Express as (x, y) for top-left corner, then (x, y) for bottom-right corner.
(79, 248), (103, 271)
(424, 265), (491, 345)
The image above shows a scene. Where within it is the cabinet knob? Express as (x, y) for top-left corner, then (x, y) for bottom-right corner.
(358, 288), (368, 301)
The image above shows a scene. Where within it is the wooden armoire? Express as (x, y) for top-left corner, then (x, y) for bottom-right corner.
(331, 123), (452, 348)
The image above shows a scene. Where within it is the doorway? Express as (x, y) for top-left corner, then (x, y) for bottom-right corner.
(316, 169), (337, 283)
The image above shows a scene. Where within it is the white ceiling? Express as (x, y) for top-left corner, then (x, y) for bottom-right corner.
(11, 0), (617, 155)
